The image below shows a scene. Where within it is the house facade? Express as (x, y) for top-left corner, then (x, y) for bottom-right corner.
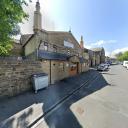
(20, 1), (89, 84)
(88, 47), (105, 66)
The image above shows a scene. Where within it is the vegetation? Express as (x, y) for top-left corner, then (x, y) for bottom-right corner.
(0, 0), (31, 56)
(116, 51), (128, 61)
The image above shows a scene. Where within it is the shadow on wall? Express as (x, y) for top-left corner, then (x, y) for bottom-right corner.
(0, 69), (109, 128)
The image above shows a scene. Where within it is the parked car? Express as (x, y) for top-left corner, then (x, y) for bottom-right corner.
(123, 61), (128, 67)
(119, 62), (123, 65)
(105, 62), (111, 66)
(97, 65), (108, 71)
(100, 63), (109, 69)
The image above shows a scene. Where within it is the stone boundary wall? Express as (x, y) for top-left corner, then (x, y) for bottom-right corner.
(0, 60), (43, 99)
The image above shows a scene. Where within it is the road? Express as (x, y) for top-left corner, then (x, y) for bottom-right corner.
(34, 65), (128, 128)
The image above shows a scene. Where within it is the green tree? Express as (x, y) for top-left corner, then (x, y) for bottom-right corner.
(115, 52), (123, 61)
(0, 0), (31, 56)
(116, 51), (128, 61)
(122, 51), (128, 60)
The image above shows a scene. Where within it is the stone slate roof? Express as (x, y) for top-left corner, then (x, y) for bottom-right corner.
(38, 50), (86, 63)
(20, 34), (33, 46)
(20, 29), (81, 49)
(91, 47), (104, 52)
(47, 31), (81, 49)
(38, 50), (70, 61)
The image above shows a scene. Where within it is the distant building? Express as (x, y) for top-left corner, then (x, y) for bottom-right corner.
(19, 1), (89, 84)
(88, 47), (105, 66)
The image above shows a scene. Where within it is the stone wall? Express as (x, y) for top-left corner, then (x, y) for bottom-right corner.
(11, 43), (23, 56)
(0, 60), (43, 99)
(40, 60), (69, 84)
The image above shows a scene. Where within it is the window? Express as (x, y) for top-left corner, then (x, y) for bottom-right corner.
(70, 64), (77, 71)
(39, 41), (48, 51)
(67, 50), (70, 55)
(53, 45), (57, 52)
(64, 40), (74, 48)
(59, 62), (64, 71)
(39, 40), (43, 50)
(44, 42), (48, 51)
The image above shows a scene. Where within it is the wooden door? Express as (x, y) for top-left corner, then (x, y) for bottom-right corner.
(69, 63), (77, 76)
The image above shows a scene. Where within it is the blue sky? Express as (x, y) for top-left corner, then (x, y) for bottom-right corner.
(20, 0), (128, 56)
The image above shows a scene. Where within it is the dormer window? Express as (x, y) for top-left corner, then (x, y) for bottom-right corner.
(67, 50), (70, 55)
(53, 45), (57, 52)
(39, 40), (43, 50)
(44, 42), (48, 51)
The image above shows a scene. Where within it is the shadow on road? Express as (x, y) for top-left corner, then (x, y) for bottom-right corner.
(42, 70), (108, 128)
(100, 72), (116, 75)
(0, 69), (109, 128)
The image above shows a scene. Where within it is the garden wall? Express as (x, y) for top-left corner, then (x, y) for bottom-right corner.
(0, 59), (43, 99)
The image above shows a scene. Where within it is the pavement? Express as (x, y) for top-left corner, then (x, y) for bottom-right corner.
(0, 69), (99, 128)
(36, 64), (128, 128)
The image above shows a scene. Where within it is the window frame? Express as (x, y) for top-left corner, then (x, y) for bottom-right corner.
(53, 45), (57, 52)
(44, 42), (48, 51)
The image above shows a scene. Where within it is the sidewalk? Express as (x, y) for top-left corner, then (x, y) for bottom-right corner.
(0, 69), (98, 128)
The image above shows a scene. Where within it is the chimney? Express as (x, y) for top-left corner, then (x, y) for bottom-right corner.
(33, 0), (42, 33)
(80, 36), (84, 49)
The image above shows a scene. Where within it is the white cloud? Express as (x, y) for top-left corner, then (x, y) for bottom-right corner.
(112, 47), (128, 54)
(105, 51), (111, 57)
(84, 40), (117, 51)
(84, 39), (117, 52)
(103, 47), (128, 58)
(91, 40), (117, 46)
(84, 41), (92, 49)
(19, 0), (56, 35)
(111, 47), (128, 58)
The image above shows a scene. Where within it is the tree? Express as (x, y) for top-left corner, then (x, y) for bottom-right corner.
(116, 51), (128, 61)
(115, 52), (123, 61)
(0, 0), (31, 56)
(122, 51), (128, 60)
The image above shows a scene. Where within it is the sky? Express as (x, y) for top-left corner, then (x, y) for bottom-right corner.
(19, 0), (128, 57)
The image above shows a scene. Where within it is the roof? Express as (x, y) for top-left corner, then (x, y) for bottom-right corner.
(20, 34), (33, 46)
(20, 29), (82, 50)
(47, 31), (70, 34)
(38, 50), (70, 61)
(38, 50), (86, 63)
(47, 31), (81, 49)
(91, 47), (104, 52)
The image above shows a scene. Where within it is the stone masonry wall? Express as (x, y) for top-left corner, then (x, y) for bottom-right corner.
(0, 60), (43, 99)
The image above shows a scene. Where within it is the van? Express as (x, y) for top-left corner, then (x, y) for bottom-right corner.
(123, 61), (128, 67)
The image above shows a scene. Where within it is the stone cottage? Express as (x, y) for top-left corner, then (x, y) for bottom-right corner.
(89, 47), (105, 66)
(20, 1), (89, 84)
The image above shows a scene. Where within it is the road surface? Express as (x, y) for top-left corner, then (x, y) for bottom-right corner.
(35, 65), (128, 128)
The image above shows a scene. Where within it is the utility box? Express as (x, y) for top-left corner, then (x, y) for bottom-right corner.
(31, 73), (48, 93)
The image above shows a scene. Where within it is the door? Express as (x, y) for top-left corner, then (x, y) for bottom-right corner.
(69, 63), (78, 76)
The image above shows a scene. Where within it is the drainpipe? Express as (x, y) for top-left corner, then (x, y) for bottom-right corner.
(50, 60), (51, 84)
(81, 63), (82, 73)
(36, 48), (38, 60)
(36, 32), (40, 60)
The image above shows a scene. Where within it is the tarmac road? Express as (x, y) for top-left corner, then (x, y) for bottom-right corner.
(35, 65), (128, 128)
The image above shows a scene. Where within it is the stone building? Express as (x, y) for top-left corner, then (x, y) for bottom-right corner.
(20, 1), (89, 84)
(89, 47), (105, 66)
